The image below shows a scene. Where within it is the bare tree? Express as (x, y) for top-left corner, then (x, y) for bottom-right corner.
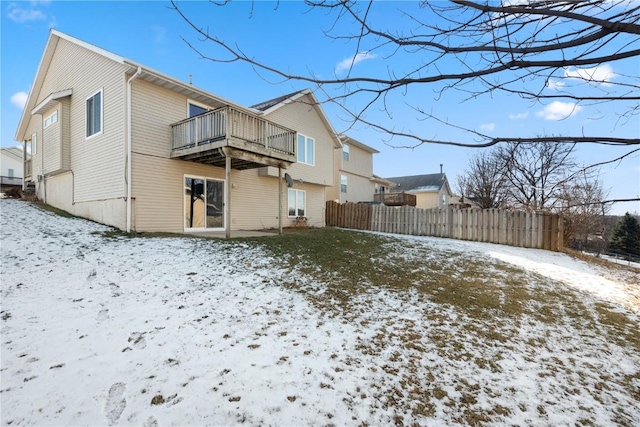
(496, 141), (577, 211)
(557, 171), (609, 250)
(171, 0), (640, 204)
(456, 150), (508, 209)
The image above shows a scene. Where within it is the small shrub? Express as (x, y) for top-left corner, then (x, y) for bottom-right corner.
(4, 187), (22, 199)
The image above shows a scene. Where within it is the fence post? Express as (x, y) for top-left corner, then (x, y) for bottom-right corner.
(557, 214), (564, 251)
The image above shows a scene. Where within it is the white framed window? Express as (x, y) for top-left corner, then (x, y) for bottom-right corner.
(297, 134), (315, 165)
(340, 175), (348, 193)
(44, 110), (58, 128)
(8, 169), (14, 178)
(187, 100), (210, 118)
(32, 133), (37, 155)
(343, 144), (350, 161)
(86, 89), (103, 138)
(288, 189), (306, 217)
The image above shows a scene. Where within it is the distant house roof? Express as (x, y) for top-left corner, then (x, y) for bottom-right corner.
(385, 173), (450, 194)
(1, 147), (23, 162)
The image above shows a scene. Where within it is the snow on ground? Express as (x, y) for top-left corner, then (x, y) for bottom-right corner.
(377, 232), (640, 315)
(1, 199), (639, 426)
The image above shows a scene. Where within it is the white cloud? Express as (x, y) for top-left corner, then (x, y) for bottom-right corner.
(335, 51), (377, 74)
(479, 123), (496, 132)
(10, 91), (28, 109)
(7, 3), (47, 23)
(564, 64), (616, 84)
(508, 111), (529, 120)
(535, 101), (582, 121)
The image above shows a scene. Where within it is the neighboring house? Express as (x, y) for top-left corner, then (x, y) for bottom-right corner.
(0, 147), (23, 187)
(326, 135), (382, 203)
(15, 30), (341, 234)
(383, 173), (454, 209)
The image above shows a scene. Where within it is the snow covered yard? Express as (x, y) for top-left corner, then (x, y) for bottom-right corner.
(1, 199), (639, 426)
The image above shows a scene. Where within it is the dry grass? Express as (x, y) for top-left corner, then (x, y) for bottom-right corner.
(245, 227), (639, 425)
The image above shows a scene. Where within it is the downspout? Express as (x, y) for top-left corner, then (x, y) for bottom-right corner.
(126, 67), (142, 233)
(22, 141), (27, 191)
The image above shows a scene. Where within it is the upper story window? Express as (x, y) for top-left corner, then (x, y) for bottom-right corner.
(188, 101), (209, 117)
(341, 175), (348, 193)
(297, 134), (315, 165)
(86, 89), (103, 138)
(44, 110), (58, 128)
(343, 144), (350, 161)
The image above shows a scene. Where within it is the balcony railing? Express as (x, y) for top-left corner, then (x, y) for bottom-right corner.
(171, 106), (296, 157)
(0, 176), (23, 186)
(374, 192), (417, 207)
(25, 159), (32, 178)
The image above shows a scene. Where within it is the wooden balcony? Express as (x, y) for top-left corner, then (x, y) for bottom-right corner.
(374, 192), (417, 207)
(171, 106), (296, 170)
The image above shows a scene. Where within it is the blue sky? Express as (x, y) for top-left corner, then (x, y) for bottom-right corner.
(2, 0), (638, 215)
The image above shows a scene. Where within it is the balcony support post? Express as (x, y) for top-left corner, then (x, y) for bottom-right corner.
(225, 154), (231, 239)
(278, 166), (283, 235)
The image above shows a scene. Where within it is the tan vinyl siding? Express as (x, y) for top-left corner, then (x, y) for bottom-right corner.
(130, 79), (221, 232)
(43, 105), (61, 173)
(130, 81), (329, 232)
(262, 94), (335, 187)
(37, 38), (128, 203)
(329, 143), (376, 203)
(231, 171), (326, 229)
(60, 97), (71, 171)
(131, 153), (324, 232)
(343, 143), (373, 177)
(415, 192), (439, 210)
(24, 116), (42, 180)
(341, 172), (375, 203)
(130, 79), (186, 158)
(326, 148), (341, 201)
(131, 154), (226, 232)
(130, 79), (203, 232)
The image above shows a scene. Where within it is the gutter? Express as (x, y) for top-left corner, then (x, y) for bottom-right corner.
(126, 67), (142, 232)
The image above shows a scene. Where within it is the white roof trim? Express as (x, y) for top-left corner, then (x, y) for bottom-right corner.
(31, 89), (73, 115)
(258, 89), (310, 115)
(339, 134), (379, 154)
(50, 29), (125, 64)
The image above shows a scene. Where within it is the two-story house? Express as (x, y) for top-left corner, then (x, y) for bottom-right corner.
(1, 147), (24, 188)
(15, 30), (341, 236)
(327, 135), (385, 203)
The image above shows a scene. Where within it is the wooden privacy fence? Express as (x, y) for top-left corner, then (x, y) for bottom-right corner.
(326, 201), (563, 251)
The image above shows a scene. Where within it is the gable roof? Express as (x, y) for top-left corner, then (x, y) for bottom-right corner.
(17, 30), (344, 154)
(251, 89), (342, 149)
(16, 30), (261, 141)
(251, 90), (306, 112)
(1, 147), (23, 162)
(339, 135), (379, 154)
(385, 173), (451, 194)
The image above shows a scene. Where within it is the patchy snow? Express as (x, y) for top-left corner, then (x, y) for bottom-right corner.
(589, 252), (640, 270)
(1, 199), (639, 426)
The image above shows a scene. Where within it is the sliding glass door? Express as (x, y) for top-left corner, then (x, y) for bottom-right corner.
(184, 176), (224, 230)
